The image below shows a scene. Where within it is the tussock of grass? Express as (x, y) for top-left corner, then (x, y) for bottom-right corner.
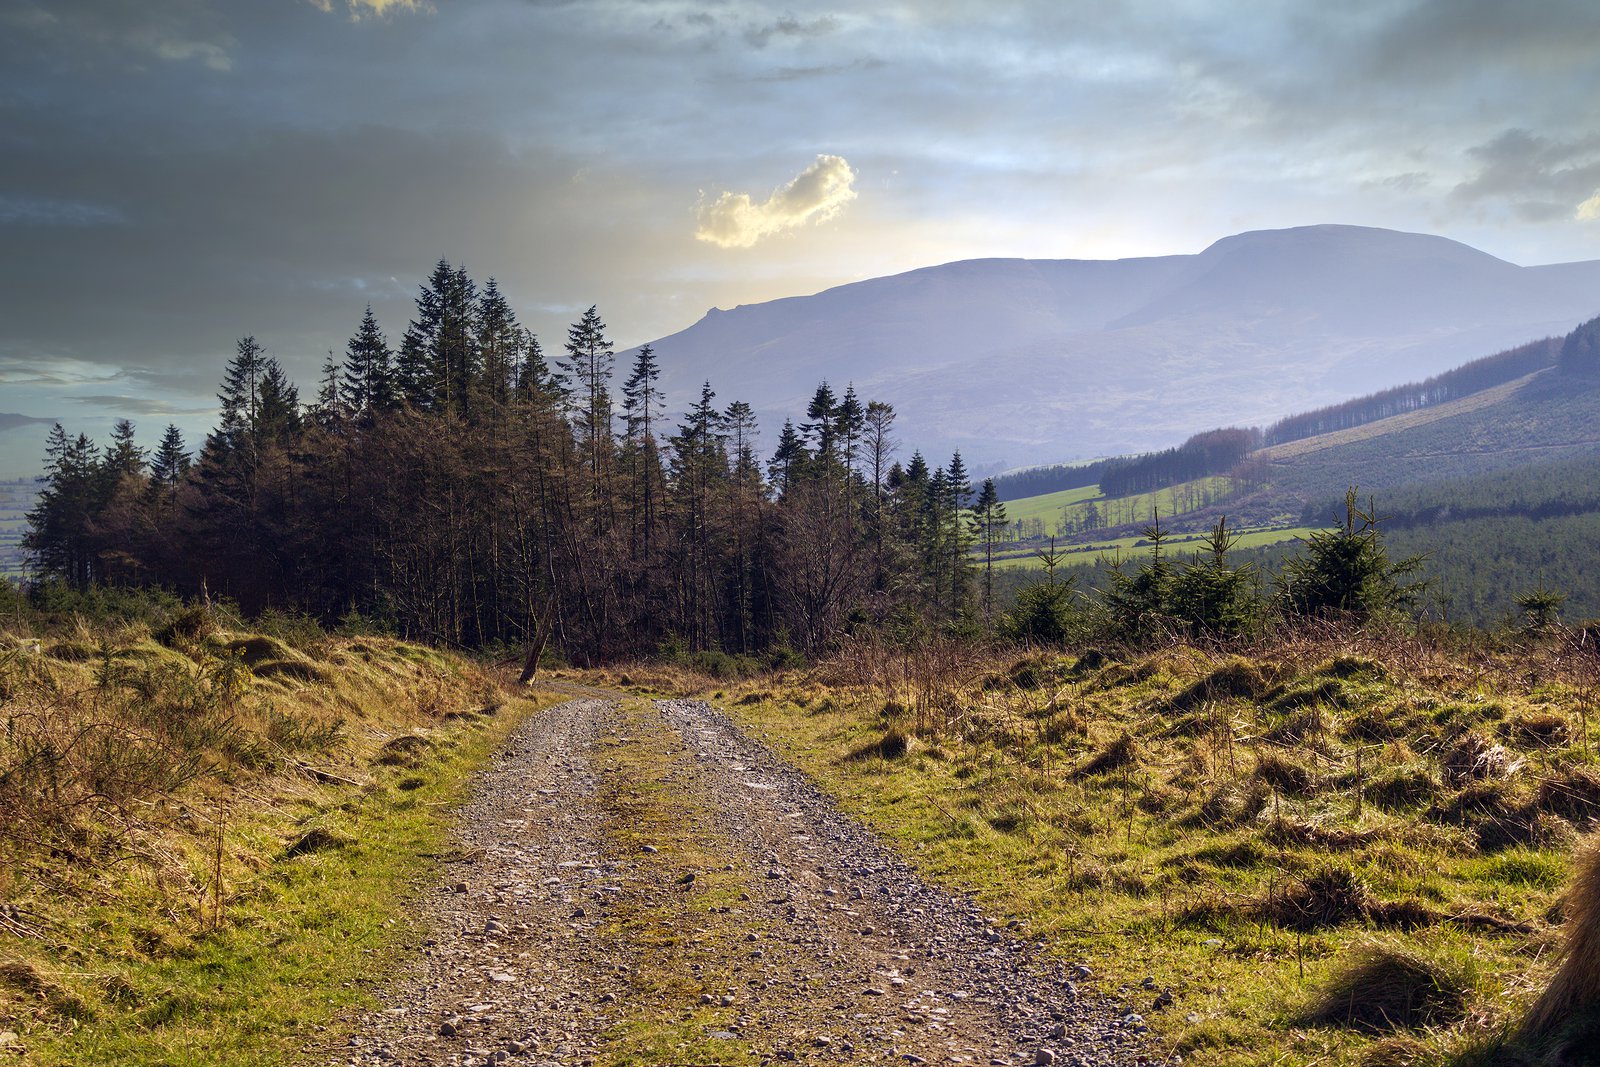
(1303, 943), (1470, 1033)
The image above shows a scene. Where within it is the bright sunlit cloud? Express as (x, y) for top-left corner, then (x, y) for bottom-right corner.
(695, 155), (858, 249)
(306, 0), (429, 18)
(1579, 191), (1600, 221)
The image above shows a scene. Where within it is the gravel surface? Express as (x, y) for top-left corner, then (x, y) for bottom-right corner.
(325, 692), (1151, 1066)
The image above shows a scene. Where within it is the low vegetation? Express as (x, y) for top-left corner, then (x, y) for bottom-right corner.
(0, 598), (550, 1064)
(615, 622), (1600, 1067)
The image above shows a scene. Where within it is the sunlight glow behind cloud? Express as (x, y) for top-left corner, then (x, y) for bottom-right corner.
(695, 155), (858, 249)
(1579, 191), (1600, 221)
(306, 0), (428, 18)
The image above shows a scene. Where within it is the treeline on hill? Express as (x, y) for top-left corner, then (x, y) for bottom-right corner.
(1096, 427), (1259, 498)
(990, 427), (1258, 503)
(990, 460), (1106, 502)
(1262, 336), (1559, 446)
(23, 260), (1002, 663)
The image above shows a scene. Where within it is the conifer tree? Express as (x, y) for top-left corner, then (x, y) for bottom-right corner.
(475, 277), (520, 408)
(803, 382), (838, 460)
(559, 305), (616, 499)
(769, 419), (805, 497)
(24, 425), (102, 587)
(621, 344), (666, 558)
(342, 305), (395, 418)
(314, 352), (346, 430)
(968, 477), (1006, 620)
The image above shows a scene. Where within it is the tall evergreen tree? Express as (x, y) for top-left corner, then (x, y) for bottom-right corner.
(342, 305), (396, 418)
(769, 419), (805, 497)
(475, 277), (520, 409)
(802, 382), (838, 461)
(560, 305), (616, 498)
(968, 477), (1006, 620)
(24, 425), (102, 587)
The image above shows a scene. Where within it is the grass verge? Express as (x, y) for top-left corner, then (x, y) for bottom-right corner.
(1, 617), (556, 1065)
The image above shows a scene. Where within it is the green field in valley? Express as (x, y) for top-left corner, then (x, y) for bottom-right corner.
(1000, 476), (1236, 539)
(989, 525), (1323, 571)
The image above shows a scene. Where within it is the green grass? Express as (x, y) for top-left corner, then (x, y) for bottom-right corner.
(989, 525), (1323, 570)
(999, 477), (1237, 540)
(999, 483), (1101, 530)
(712, 638), (1592, 1066)
(1, 626), (554, 1065)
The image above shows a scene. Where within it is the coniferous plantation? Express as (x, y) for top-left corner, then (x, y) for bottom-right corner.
(22, 260), (994, 664)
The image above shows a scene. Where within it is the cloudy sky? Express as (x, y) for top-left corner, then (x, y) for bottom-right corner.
(2, 0), (1599, 476)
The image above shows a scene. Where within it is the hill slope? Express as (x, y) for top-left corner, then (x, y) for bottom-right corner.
(639, 225), (1600, 468)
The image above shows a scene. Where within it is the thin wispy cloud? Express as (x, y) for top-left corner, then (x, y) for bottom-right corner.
(696, 155), (858, 249)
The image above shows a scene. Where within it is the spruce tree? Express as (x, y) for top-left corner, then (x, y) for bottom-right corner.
(769, 419), (805, 497)
(342, 306), (395, 418)
(803, 382), (838, 460)
(475, 277), (520, 408)
(559, 305), (616, 494)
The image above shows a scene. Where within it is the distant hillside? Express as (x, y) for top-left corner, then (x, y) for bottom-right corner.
(0, 478), (39, 578)
(637, 224), (1600, 468)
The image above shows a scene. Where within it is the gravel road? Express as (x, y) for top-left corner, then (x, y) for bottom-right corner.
(326, 692), (1149, 1066)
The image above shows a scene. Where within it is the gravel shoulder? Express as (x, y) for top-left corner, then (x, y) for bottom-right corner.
(323, 691), (1147, 1067)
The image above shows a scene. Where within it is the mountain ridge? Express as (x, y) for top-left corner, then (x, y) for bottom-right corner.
(639, 225), (1600, 469)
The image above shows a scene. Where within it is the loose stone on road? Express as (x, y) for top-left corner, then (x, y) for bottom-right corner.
(329, 692), (1146, 1065)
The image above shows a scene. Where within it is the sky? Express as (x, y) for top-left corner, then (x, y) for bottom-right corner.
(2, 0), (1600, 478)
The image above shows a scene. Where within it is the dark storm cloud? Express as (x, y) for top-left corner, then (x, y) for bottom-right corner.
(1451, 129), (1600, 222)
(0, 0), (236, 71)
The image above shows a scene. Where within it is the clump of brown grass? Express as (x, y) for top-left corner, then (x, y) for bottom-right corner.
(1076, 732), (1141, 777)
(1444, 730), (1524, 784)
(1254, 749), (1317, 797)
(1525, 835), (1600, 1040)
(845, 725), (910, 762)
(1301, 942), (1469, 1033)
(1167, 658), (1282, 711)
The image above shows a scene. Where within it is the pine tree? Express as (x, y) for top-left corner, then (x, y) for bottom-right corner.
(836, 384), (864, 476)
(342, 305), (396, 418)
(314, 352), (346, 430)
(210, 336), (269, 462)
(1277, 490), (1426, 619)
(1170, 516), (1258, 638)
(560, 305), (616, 497)
(258, 359), (303, 445)
(24, 425), (102, 587)
(803, 382), (838, 461)
(943, 452), (975, 620)
(769, 419), (805, 497)
(147, 424), (190, 507)
(475, 277), (520, 409)
(968, 477), (1006, 620)
(621, 344), (666, 558)
(514, 329), (560, 405)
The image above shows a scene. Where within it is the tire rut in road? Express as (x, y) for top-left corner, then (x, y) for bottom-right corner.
(653, 698), (1144, 1067)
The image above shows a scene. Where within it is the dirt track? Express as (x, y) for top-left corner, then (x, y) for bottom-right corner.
(324, 692), (1147, 1066)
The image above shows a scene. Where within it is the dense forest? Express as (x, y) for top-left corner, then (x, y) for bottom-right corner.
(23, 261), (1000, 662)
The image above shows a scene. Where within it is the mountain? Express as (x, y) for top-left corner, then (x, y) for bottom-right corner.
(637, 225), (1600, 469)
